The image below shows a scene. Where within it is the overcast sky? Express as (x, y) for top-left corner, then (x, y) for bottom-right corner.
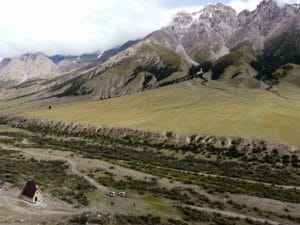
(0, 0), (299, 58)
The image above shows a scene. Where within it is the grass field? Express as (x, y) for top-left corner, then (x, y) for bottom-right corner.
(24, 79), (300, 147)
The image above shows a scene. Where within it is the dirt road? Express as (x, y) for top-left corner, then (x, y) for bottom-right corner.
(184, 204), (283, 225)
(138, 163), (300, 191)
(16, 148), (108, 193)
(1, 144), (293, 225)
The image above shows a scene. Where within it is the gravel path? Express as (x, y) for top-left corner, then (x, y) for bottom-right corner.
(17, 149), (108, 193)
(184, 204), (283, 225)
(1, 144), (292, 225)
(137, 163), (300, 191)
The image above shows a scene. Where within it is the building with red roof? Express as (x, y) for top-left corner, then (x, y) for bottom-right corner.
(20, 181), (44, 204)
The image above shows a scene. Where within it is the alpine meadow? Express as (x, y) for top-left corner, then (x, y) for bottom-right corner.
(0, 1), (299, 225)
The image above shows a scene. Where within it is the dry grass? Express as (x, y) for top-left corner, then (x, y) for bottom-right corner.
(22, 79), (300, 147)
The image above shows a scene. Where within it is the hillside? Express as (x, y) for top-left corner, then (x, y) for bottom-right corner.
(23, 79), (300, 147)
(1, 1), (300, 224)
(0, 53), (59, 84)
(0, 0), (298, 148)
(0, 0), (298, 102)
(0, 52), (100, 85)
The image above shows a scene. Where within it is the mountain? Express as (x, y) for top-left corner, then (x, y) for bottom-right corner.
(147, 0), (299, 70)
(98, 39), (140, 63)
(50, 53), (100, 73)
(50, 0), (298, 97)
(0, 53), (58, 84)
(229, 0), (300, 52)
(0, 52), (101, 85)
(147, 3), (238, 64)
(0, 0), (299, 102)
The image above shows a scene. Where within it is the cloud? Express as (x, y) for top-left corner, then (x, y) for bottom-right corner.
(0, 0), (299, 58)
(0, 0), (209, 58)
(228, 0), (300, 12)
(0, 0), (172, 58)
(228, 0), (261, 12)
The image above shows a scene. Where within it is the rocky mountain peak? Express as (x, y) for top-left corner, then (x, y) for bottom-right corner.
(0, 58), (11, 68)
(256, 0), (280, 20)
(200, 3), (237, 21)
(281, 3), (300, 18)
(19, 52), (48, 62)
(0, 51), (102, 84)
(0, 52), (59, 83)
(171, 12), (193, 28)
(292, 4), (300, 10)
(196, 3), (238, 32)
(229, 0), (300, 51)
(238, 9), (251, 26)
(170, 3), (238, 30)
(151, 3), (240, 64)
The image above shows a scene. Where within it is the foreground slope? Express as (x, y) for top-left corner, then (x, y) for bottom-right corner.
(0, 121), (299, 225)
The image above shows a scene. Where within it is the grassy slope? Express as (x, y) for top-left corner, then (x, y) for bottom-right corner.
(25, 79), (300, 147)
(58, 43), (185, 98)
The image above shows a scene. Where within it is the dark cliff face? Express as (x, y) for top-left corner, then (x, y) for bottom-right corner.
(256, 0), (281, 20)
(254, 16), (300, 82)
(230, 0), (299, 51)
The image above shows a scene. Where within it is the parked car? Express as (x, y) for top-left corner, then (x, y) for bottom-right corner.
(118, 192), (126, 197)
(107, 191), (116, 197)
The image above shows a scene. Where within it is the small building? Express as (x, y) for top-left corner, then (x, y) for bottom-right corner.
(20, 181), (44, 204)
(0, 180), (5, 192)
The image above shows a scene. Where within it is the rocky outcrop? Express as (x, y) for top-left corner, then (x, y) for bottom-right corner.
(229, 0), (300, 52)
(0, 114), (298, 155)
(98, 40), (140, 64)
(148, 3), (238, 63)
(0, 52), (101, 85)
(55, 53), (100, 73)
(95, 0), (299, 71)
(0, 53), (59, 84)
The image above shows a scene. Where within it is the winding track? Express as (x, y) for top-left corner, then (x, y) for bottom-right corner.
(23, 148), (300, 192)
(0, 194), (75, 216)
(21, 149), (286, 225)
(135, 162), (300, 191)
(15, 148), (108, 193)
(1, 144), (296, 225)
(184, 204), (283, 225)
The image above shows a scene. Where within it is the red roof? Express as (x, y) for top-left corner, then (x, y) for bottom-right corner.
(21, 181), (38, 198)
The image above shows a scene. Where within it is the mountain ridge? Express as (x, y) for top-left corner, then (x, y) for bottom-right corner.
(0, 0), (299, 101)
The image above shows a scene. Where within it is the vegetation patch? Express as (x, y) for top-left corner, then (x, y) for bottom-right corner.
(0, 128), (299, 204)
(211, 45), (255, 80)
(69, 213), (188, 225)
(135, 44), (182, 80)
(0, 149), (95, 206)
(177, 206), (273, 225)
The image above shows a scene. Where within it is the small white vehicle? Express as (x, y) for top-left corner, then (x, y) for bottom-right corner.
(118, 192), (126, 197)
(107, 191), (116, 197)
